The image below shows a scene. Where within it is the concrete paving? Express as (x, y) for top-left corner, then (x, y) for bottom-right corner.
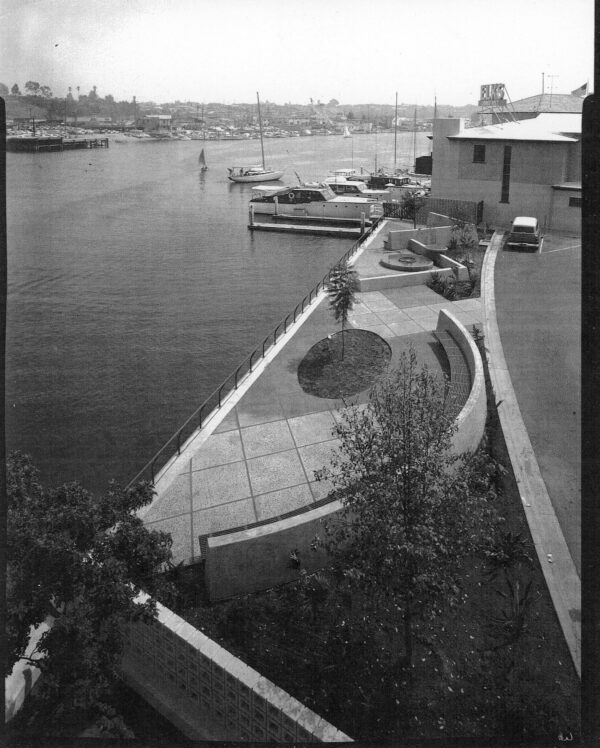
(139, 222), (483, 564)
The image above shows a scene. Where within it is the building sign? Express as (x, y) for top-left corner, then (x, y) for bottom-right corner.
(479, 83), (507, 107)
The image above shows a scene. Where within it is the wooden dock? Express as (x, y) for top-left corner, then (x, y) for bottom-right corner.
(7, 137), (109, 153)
(248, 221), (363, 238)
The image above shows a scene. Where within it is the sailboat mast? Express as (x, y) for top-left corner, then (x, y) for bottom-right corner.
(413, 105), (417, 170)
(393, 91), (398, 172)
(256, 91), (266, 170)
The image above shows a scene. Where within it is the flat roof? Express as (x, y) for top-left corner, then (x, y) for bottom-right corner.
(449, 113), (580, 143)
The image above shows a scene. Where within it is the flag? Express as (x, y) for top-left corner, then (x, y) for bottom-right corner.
(571, 83), (588, 97)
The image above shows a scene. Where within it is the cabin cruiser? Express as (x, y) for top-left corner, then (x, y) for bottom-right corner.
(249, 184), (383, 223)
(324, 177), (390, 201)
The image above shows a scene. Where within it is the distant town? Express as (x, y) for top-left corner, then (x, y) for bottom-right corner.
(2, 81), (479, 137)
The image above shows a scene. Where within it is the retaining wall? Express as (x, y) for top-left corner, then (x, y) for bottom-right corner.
(436, 309), (487, 456)
(121, 594), (352, 743)
(384, 225), (452, 251)
(407, 238), (470, 281)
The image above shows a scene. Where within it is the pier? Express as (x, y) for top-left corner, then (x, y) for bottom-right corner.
(7, 136), (110, 153)
(248, 203), (370, 238)
(248, 221), (363, 237)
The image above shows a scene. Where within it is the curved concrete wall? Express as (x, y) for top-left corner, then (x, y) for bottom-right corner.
(436, 308), (487, 456)
(204, 309), (487, 601)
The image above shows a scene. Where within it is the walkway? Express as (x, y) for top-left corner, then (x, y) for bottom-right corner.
(139, 224), (483, 565)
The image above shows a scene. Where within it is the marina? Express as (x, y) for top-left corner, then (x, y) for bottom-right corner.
(6, 131), (431, 493)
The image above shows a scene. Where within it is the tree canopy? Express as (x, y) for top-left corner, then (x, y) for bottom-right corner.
(6, 452), (175, 736)
(315, 350), (499, 668)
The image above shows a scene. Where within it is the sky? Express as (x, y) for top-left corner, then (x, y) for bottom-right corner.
(0, 0), (594, 106)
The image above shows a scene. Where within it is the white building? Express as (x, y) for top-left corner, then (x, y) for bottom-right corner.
(430, 113), (581, 233)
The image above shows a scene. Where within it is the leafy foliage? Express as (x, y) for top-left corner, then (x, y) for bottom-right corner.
(315, 349), (499, 668)
(6, 452), (175, 736)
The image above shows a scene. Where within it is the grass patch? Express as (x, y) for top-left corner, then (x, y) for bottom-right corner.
(297, 329), (391, 398)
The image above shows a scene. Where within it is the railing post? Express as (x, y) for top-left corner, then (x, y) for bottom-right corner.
(249, 350), (255, 372)
(177, 431), (181, 455)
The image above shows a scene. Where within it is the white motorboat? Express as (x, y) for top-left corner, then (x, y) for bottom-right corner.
(249, 183), (383, 223)
(228, 92), (284, 183)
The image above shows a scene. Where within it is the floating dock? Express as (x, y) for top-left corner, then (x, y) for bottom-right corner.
(248, 221), (363, 238)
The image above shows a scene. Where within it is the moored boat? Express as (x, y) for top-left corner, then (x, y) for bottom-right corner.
(228, 92), (284, 183)
(228, 165), (284, 183)
(249, 183), (383, 223)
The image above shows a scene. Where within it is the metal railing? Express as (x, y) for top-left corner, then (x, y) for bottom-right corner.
(126, 218), (382, 488)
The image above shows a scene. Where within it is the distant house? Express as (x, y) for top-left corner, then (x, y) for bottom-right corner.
(431, 113), (581, 233)
(141, 114), (172, 136)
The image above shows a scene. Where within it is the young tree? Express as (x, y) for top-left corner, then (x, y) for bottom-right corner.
(325, 261), (359, 360)
(11, 83), (21, 95)
(6, 452), (175, 736)
(400, 190), (427, 228)
(315, 350), (498, 671)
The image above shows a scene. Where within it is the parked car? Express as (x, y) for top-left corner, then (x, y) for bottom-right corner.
(506, 216), (542, 251)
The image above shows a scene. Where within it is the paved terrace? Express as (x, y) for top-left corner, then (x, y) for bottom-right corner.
(138, 222), (483, 564)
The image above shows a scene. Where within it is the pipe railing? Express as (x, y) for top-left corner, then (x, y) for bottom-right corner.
(126, 218), (382, 488)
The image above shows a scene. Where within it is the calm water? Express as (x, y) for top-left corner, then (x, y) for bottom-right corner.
(6, 131), (430, 492)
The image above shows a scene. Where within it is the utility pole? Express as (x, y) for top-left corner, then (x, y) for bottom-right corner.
(393, 91), (398, 172)
(548, 75), (559, 109)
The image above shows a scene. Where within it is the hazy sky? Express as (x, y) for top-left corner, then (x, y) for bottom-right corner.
(1, 0), (594, 106)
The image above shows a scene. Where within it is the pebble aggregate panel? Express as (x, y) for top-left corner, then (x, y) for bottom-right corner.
(246, 449), (308, 495)
(254, 484), (315, 521)
(287, 410), (337, 447)
(191, 461), (251, 511)
(191, 430), (244, 470)
(240, 420), (295, 459)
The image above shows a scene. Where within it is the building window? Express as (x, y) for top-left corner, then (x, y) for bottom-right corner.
(500, 145), (512, 203)
(569, 196), (582, 207)
(473, 144), (486, 163)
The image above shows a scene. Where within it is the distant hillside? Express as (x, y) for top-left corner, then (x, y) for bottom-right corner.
(5, 95), (48, 120)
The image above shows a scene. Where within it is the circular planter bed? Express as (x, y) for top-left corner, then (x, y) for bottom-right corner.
(298, 329), (391, 398)
(380, 251), (434, 272)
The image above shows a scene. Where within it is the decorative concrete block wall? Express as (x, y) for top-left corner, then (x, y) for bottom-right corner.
(121, 594), (351, 743)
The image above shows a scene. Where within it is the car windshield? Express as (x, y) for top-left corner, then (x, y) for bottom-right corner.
(513, 225), (535, 233)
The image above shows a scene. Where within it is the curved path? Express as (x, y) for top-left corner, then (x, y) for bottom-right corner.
(481, 233), (580, 677)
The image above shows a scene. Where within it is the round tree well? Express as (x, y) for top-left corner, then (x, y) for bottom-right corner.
(297, 329), (392, 398)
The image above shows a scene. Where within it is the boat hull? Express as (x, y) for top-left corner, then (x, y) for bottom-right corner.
(228, 170), (284, 183)
(250, 198), (382, 222)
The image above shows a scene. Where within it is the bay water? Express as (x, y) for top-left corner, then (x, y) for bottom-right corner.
(6, 131), (430, 493)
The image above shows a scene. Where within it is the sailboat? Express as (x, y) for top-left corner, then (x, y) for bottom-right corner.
(227, 92), (284, 183)
(199, 148), (208, 171)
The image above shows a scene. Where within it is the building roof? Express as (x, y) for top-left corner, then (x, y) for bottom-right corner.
(508, 93), (584, 114)
(449, 113), (581, 143)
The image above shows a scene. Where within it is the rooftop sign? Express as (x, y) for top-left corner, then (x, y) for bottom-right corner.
(479, 83), (507, 107)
